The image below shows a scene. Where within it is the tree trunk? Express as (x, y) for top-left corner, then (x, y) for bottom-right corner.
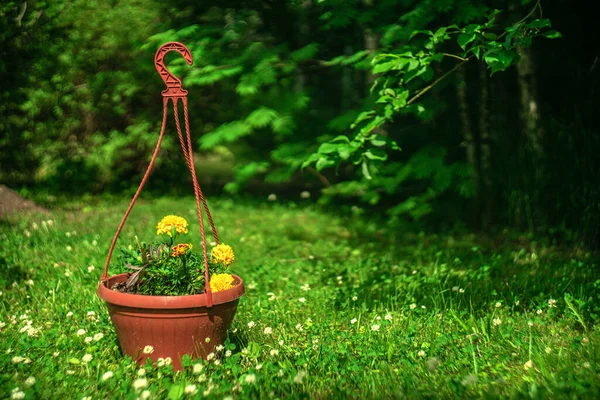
(456, 65), (481, 228)
(478, 64), (493, 229)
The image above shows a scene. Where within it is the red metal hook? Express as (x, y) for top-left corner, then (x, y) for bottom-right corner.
(154, 42), (193, 98)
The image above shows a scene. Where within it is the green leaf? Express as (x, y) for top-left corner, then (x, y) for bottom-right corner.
(168, 384), (184, 400)
(372, 61), (397, 75)
(290, 43), (319, 62)
(361, 160), (372, 180)
(317, 143), (340, 154)
(526, 19), (551, 29)
(458, 33), (476, 50)
(351, 111), (375, 128)
(246, 107), (279, 128)
(316, 157), (336, 171)
(542, 30), (562, 39)
(364, 148), (387, 161)
(271, 115), (296, 135)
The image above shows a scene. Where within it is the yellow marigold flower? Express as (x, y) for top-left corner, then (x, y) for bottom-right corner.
(171, 243), (192, 257)
(156, 215), (189, 236)
(210, 274), (235, 293)
(211, 244), (235, 266)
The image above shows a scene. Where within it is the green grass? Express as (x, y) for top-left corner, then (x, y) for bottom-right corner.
(1, 197), (599, 399)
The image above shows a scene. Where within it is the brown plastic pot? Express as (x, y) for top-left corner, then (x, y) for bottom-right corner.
(97, 273), (244, 370)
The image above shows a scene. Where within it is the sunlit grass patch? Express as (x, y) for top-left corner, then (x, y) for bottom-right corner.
(1, 197), (599, 398)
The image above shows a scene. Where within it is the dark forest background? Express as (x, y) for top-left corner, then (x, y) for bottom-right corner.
(1, 0), (598, 248)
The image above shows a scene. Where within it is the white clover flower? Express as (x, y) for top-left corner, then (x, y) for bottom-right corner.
(67, 311), (74, 318)
(11, 388), (25, 400)
(23, 358), (31, 364)
(384, 314), (392, 321)
(298, 297), (306, 303)
(165, 357), (172, 366)
(293, 370), (306, 384)
(267, 292), (276, 301)
(87, 265), (95, 272)
(244, 374), (256, 384)
(84, 337), (93, 344)
(582, 337), (589, 345)
(296, 323), (303, 332)
(417, 350), (426, 357)
(528, 321), (533, 327)
(300, 191), (311, 199)
(263, 327), (273, 335)
(493, 318), (502, 326)
(66, 232), (71, 237)
(206, 352), (215, 361)
(545, 347), (551, 354)
(515, 300), (520, 305)
(53, 351), (60, 357)
(279, 339), (284, 346)
(248, 282), (256, 290)
(82, 354), (93, 363)
(140, 390), (151, 399)
(66, 246), (72, 252)
(92, 239), (98, 246)
(64, 271), (71, 277)
(452, 286), (459, 292)
(537, 309), (543, 315)
(495, 302), (502, 308)
(25, 279), (34, 286)
(87, 311), (95, 317)
(93, 333), (104, 341)
(351, 318), (357, 324)
(300, 283), (311, 291)
(410, 303), (417, 310)
(24, 376), (36, 386)
(76, 329), (86, 336)
(247, 321), (255, 328)
(215, 344), (224, 352)
(185, 384), (197, 394)
(459, 288), (465, 293)
(143, 345), (154, 354)
(156, 358), (166, 367)
(256, 363), (263, 370)
(352, 296), (358, 301)
(267, 194), (277, 201)
(137, 369), (146, 376)
(524, 360), (533, 370)
(371, 324), (380, 332)
(225, 350), (232, 357)
(193, 364), (203, 374)
(133, 378), (148, 391)
(548, 299), (557, 308)
(102, 371), (114, 381)
(270, 349), (279, 357)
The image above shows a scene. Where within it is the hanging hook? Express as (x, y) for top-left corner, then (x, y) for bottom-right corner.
(154, 42), (193, 98)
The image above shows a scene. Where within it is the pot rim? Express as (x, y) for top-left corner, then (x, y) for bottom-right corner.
(97, 273), (245, 309)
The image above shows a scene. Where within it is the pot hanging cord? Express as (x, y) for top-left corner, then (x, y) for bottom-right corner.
(101, 42), (218, 307)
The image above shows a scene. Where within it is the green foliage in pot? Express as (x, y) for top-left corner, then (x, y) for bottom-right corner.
(116, 215), (236, 296)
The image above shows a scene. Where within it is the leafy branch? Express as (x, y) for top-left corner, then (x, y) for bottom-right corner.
(302, 0), (560, 181)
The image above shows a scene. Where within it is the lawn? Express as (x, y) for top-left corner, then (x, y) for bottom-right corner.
(1, 197), (599, 399)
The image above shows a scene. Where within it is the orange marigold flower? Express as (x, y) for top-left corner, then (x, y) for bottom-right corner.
(156, 215), (189, 236)
(171, 243), (192, 257)
(211, 244), (235, 266)
(209, 273), (235, 293)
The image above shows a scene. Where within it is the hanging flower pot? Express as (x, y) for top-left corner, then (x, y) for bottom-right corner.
(97, 42), (245, 371)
